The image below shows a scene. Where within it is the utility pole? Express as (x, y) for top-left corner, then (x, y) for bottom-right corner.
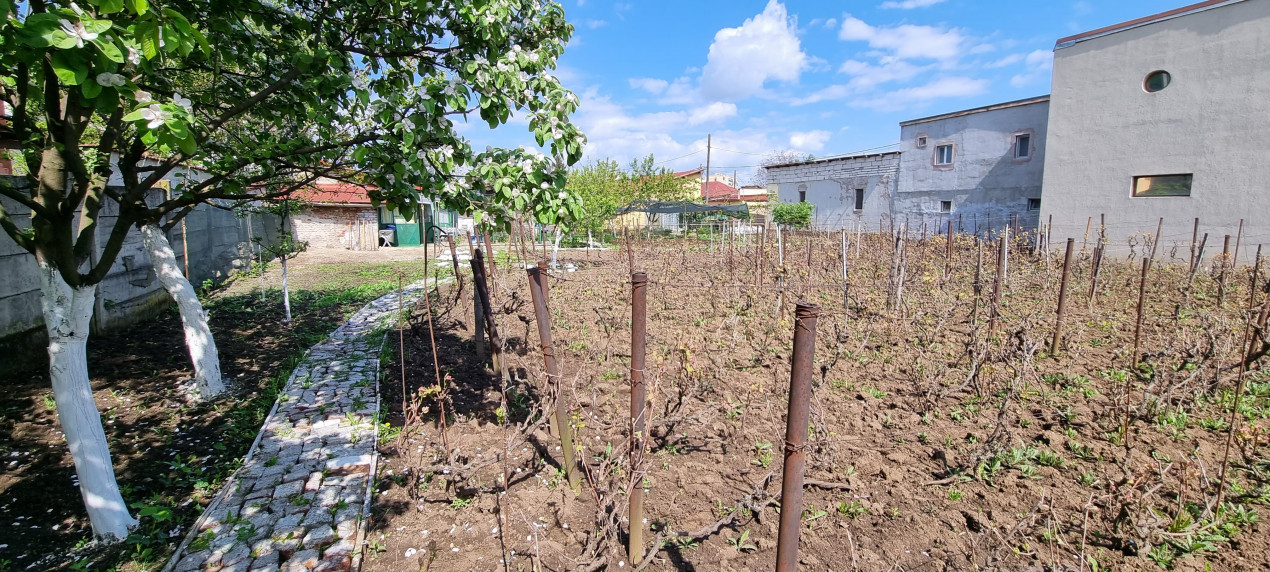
(705, 133), (712, 205)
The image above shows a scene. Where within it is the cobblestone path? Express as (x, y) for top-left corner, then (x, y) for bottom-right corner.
(166, 282), (432, 572)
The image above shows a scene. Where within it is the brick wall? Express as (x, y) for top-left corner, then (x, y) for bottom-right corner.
(290, 205), (376, 249)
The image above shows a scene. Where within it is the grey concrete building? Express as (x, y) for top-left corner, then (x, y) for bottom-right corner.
(896, 96), (1049, 237)
(1040, 0), (1270, 261)
(765, 152), (899, 231)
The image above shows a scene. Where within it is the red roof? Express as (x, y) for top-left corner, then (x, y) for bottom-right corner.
(292, 182), (376, 205)
(701, 181), (740, 202)
(674, 168), (703, 179)
(1056, 0), (1236, 47)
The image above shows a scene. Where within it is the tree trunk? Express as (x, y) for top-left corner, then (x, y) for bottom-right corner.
(37, 262), (138, 541)
(140, 224), (225, 398)
(281, 254), (293, 323)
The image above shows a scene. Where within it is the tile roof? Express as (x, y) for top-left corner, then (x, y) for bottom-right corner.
(292, 182), (376, 205)
(701, 181), (740, 202)
(674, 168), (703, 179)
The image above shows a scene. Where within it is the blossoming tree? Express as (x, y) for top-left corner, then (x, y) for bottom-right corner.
(0, 0), (584, 541)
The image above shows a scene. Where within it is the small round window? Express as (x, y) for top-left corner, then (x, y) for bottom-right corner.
(1144, 70), (1171, 93)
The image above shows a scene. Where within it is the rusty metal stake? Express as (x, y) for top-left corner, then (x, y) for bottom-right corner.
(1051, 239), (1075, 356)
(628, 272), (649, 562)
(526, 263), (581, 490)
(775, 302), (820, 572)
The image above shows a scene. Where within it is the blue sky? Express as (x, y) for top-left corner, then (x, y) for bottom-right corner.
(470, 0), (1190, 183)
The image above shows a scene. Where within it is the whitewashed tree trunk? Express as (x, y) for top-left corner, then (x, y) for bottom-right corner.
(281, 254), (292, 323)
(139, 224), (225, 398)
(551, 227), (562, 267)
(37, 262), (138, 541)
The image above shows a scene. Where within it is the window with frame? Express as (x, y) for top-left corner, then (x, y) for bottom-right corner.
(1132, 174), (1193, 197)
(916, 135), (928, 148)
(940, 200), (952, 213)
(1027, 198), (1041, 211)
(797, 184), (807, 203)
(935, 144), (954, 166)
(1015, 134), (1031, 159)
(854, 188), (864, 211)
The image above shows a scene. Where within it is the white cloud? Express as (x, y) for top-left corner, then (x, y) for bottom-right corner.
(571, 91), (745, 169)
(658, 77), (698, 105)
(583, 19), (607, 29)
(1010, 49), (1053, 87)
(791, 59), (929, 105)
(688, 102), (738, 125)
(789, 130), (832, 151)
(824, 17), (838, 29)
(879, 0), (946, 9)
(628, 77), (669, 95)
(838, 15), (967, 61)
(853, 77), (989, 111)
(701, 0), (807, 101)
(985, 53), (1024, 68)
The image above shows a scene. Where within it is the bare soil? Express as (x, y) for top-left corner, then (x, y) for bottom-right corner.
(369, 232), (1270, 572)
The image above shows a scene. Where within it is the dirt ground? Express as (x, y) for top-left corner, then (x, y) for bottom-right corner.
(368, 231), (1270, 572)
(0, 248), (447, 571)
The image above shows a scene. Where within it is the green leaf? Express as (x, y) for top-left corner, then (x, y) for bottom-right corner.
(122, 109), (146, 121)
(130, 0), (148, 15)
(0, 0), (11, 21)
(176, 132), (197, 155)
(18, 13), (63, 47)
(167, 119), (189, 140)
(95, 38), (125, 63)
(97, 0), (125, 13)
(135, 21), (159, 59)
(83, 19), (113, 35)
(81, 79), (103, 99)
(50, 51), (88, 85)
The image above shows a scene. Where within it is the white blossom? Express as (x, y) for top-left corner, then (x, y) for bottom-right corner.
(59, 19), (98, 48)
(95, 73), (126, 87)
(127, 46), (141, 66)
(173, 93), (192, 111)
(557, 191), (566, 199)
(139, 104), (170, 129)
(134, 90), (152, 103)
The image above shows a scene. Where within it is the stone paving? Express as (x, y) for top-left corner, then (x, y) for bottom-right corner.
(166, 281), (432, 572)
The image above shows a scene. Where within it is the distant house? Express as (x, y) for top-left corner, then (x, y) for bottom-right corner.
(896, 96), (1049, 236)
(1040, 0), (1269, 257)
(290, 178), (459, 247)
(612, 167), (705, 230)
(765, 152), (900, 231)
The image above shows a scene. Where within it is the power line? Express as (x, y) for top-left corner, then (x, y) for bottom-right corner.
(652, 148), (705, 166)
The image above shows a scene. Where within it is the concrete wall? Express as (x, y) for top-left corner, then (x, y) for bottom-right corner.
(0, 175), (282, 341)
(898, 100), (1049, 237)
(290, 205), (376, 249)
(766, 153), (900, 231)
(1040, 0), (1270, 261)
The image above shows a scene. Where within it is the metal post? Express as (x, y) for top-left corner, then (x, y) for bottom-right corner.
(1051, 239), (1076, 355)
(628, 272), (649, 561)
(526, 263), (581, 490)
(775, 302), (819, 572)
